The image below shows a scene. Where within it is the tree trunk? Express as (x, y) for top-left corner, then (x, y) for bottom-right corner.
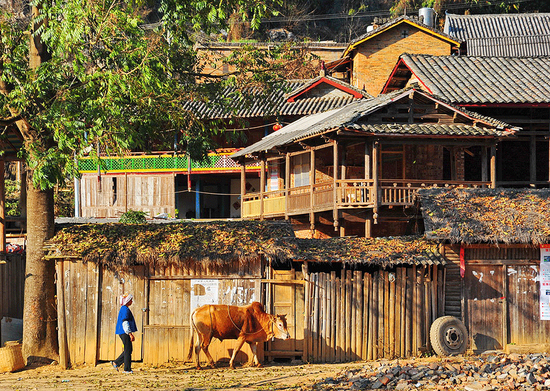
(22, 176), (58, 364)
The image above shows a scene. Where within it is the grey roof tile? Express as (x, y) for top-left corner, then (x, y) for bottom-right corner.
(444, 13), (550, 40)
(399, 54), (550, 104)
(444, 13), (550, 56)
(183, 79), (370, 119)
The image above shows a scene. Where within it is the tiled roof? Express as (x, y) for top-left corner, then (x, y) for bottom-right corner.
(444, 13), (550, 41)
(466, 35), (550, 57)
(444, 13), (550, 56)
(267, 236), (445, 267)
(182, 79), (368, 119)
(343, 16), (461, 57)
(286, 75), (370, 101)
(233, 88), (515, 158)
(347, 123), (510, 137)
(418, 188), (550, 245)
(396, 54), (550, 104)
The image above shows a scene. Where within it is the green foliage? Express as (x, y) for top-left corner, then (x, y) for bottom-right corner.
(119, 209), (148, 224)
(0, 0), (282, 190)
(5, 179), (20, 217)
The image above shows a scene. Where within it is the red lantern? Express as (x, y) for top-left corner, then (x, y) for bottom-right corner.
(273, 123), (283, 131)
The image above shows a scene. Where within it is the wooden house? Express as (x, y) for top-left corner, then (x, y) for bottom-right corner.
(46, 220), (296, 368)
(232, 87), (517, 238)
(77, 77), (370, 221)
(383, 54), (550, 188)
(46, 219), (447, 366)
(328, 15), (461, 96)
(417, 188), (550, 353)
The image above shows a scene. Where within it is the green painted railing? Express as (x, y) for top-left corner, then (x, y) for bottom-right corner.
(78, 151), (258, 173)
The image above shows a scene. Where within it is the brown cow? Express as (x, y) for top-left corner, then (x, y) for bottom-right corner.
(187, 301), (290, 369)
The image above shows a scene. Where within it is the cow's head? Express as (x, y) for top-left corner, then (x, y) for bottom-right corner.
(272, 314), (291, 340)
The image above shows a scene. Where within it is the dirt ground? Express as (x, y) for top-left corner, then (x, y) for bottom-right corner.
(0, 360), (370, 391)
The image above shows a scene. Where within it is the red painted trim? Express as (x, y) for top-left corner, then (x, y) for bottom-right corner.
(287, 77), (363, 102)
(381, 58), (433, 95)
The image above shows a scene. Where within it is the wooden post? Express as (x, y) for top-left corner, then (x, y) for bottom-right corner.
(530, 135), (537, 185)
(310, 148), (315, 236)
(285, 153), (290, 219)
(240, 161), (246, 217)
(333, 140), (338, 232)
(345, 269), (352, 360)
(56, 261), (69, 369)
(481, 147), (488, 183)
(302, 262), (309, 363)
(329, 271), (336, 361)
(356, 270), (363, 359)
(389, 271), (396, 358)
(259, 158), (265, 220)
(372, 141), (379, 223)
(350, 270), (357, 359)
(364, 142), (371, 180)
(490, 145), (497, 188)
(372, 271), (379, 359)
(0, 159), (5, 253)
(335, 275), (342, 362)
(502, 264), (508, 349)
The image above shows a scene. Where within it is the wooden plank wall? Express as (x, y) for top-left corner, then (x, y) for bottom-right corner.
(80, 173), (175, 218)
(304, 265), (442, 362)
(461, 246), (548, 350)
(58, 261), (146, 367)
(58, 257), (267, 367)
(143, 259), (263, 366)
(0, 254), (25, 319)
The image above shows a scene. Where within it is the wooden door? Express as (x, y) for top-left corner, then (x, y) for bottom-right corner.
(465, 264), (505, 353)
(98, 266), (145, 361)
(267, 269), (304, 360)
(507, 264), (550, 345)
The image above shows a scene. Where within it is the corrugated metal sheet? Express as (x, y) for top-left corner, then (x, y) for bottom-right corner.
(400, 54), (550, 104)
(444, 13), (550, 41)
(466, 34), (550, 57)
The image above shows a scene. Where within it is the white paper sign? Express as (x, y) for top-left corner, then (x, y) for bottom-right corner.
(540, 245), (550, 320)
(190, 279), (219, 311)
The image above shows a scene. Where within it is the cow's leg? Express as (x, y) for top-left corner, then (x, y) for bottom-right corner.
(249, 341), (262, 367)
(229, 336), (246, 369)
(199, 334), (216, 369)
(194, 332), (203, 370)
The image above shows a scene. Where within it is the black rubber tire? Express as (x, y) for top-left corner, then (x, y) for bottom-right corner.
(430, 316), (468, 356)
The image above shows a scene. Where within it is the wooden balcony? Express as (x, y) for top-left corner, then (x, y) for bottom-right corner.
(242, 179), (490, 219)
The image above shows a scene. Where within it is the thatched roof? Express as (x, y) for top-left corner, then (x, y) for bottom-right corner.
(418, 188), (550, 245)
(266, 236), (444, 268)
(47, 220), (295, 269)
(47, 221), (445, 270)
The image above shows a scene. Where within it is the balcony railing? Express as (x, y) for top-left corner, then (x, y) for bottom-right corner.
(78, 150), (260, 173)
(241, 179), (490, 218)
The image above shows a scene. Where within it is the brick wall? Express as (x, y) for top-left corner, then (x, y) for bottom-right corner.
(352, 26), (453, 96)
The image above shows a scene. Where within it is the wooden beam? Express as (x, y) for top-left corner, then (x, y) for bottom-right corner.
(372, 141), (379, 223)
(333, 140), (338, 232)
(260, 159), (265, 220)
(490, 145), (497, 188)
(285, 153), (290, 219)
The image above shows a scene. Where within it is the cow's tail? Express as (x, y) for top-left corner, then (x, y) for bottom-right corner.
(187, 310), (197, 361)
